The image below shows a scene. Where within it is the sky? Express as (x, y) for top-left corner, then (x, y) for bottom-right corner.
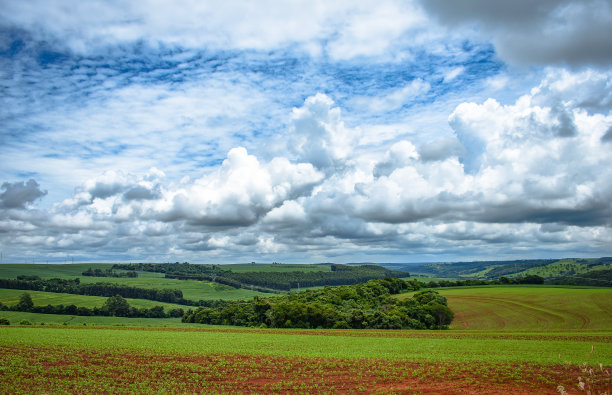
(1, 0), (611, 264)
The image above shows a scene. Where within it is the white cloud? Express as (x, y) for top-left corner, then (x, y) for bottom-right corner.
(0, 0), (430, 60)
(288, 93), (360, 171)
(3, 77), (612, 262)
(351, 79), (430, 113)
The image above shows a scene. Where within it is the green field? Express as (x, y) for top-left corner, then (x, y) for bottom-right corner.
(0, 288), (190, 311)
(1, 325), (610, 393)
(0, 263), (115, 278)
(397, 286), (612, 331)
(1, 266), (612, 393)
(515, 259), (612, 278)
(1, 326), (610, 365)
(0, 311), (192, 327)
(222, 263), (332, 273)
(0, 263), (268, 301)
(433, 286), (612, 331)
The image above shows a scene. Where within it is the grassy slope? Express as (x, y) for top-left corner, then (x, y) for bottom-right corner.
(516, 259), (612, 278)
(222, 263), (331, 273)
(0, 288), (189, 310)
(0, 264), (268, 301)
(409, 258), (612, 280)
(0, 263), (115, 278)
(408, 286), (612, 331)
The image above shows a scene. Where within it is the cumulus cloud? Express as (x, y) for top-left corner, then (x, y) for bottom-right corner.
(1, 73), (611, 262)
(288, 94), (360, 172)
(418, 0), (612, 67)
(149, 146), (323, 226)
(0, 179), (47, 209)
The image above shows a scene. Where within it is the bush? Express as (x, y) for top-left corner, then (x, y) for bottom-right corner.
(0, 318), (10, 325)
(19, 320), (32, 326)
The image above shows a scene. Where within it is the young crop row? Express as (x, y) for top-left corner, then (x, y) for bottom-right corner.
(2, 344), (610, 394)
(2, 326), (611, 366)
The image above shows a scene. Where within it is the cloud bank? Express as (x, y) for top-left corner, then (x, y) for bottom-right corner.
(1, 1), (611, 262)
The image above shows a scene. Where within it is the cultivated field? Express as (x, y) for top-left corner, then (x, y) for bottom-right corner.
(1, 326), (610, 393)
(1, 264), (611, 393)
(414, 286), (612, 331)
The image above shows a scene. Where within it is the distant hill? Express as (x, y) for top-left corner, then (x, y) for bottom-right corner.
(112, 262), (407, 292)
(393, 257), (612, 286)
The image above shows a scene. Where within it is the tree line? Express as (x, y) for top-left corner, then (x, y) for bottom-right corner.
(112, 262), (408, 291)
(0, 277), (195, 305)
(82, 268), (138, 278)
(0, 292), (185, 318)
(183, 277), (454, 330)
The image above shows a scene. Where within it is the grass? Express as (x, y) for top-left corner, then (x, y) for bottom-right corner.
(1, 282), (611, 393)
(398, 286), (612, 331)
(0, 263), (115, 278)
(74, 271), (268, 301)
(223, 263), (331, 273)
(0, 311), (193, 327)
(514, 259), (612, 278)
(0, 288), (190, 310)
(0, 264), (269, 301)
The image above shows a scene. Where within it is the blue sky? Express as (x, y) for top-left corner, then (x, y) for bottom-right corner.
(1, 0), (611, 263)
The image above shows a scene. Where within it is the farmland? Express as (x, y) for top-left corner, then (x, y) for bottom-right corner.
(1, 326), (611, 393)
(398, 286), (612, 331)
(0, 263), (611, 393)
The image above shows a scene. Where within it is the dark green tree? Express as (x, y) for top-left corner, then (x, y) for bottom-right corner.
(102, 294), (131, 317)
(424, 303), (455, 329)
(16, 293), (34, 311)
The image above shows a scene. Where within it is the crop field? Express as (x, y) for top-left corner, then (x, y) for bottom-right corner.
(1, 269), (611, 393)
(419, 286), (612, 331)
(1, 326), (611, 393)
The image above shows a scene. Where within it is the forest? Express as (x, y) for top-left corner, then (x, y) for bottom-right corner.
(112, 262), (407, 291)
(183, 277), (454, 330)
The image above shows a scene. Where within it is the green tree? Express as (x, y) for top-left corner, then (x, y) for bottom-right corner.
(16, 293), (34, 311)
(102, 294), (131, 317)
(424, 303), (455, 329)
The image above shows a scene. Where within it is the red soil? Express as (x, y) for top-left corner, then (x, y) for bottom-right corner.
(2, 345), (610, 394)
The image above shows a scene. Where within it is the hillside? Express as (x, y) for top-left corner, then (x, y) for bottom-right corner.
(399, 286), (612, 331)
(405, 257), (612, 285)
